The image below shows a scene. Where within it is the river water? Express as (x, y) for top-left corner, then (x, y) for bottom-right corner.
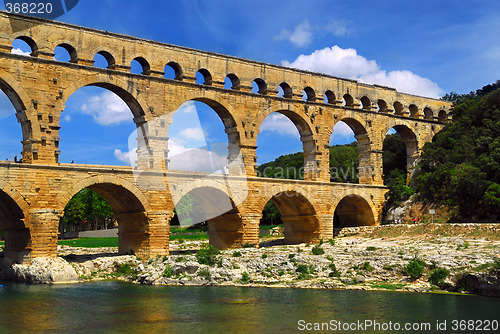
(0, 281), (498, 333)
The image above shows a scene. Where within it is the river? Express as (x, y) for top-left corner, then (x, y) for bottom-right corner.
(0, 281), (498, 333)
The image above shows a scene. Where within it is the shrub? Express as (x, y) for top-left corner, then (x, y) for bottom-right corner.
(261, 254), (268, 259)
(289, 253), (296, 259)
(296, 264), (315, 279)
(195, 244), (220, 266)
(198, 267), (211, 281)
(404, 255), (426, 279)
(327, 239), (335, 246)
(361, 261), (373, 272)
(232, 251), (242, 257)
(240, 271), (251, 284)
(429, 267), (450, 288)
(163, 263), (173, 278)
(328, 263), (340, 277)
(366, 246), (376, 251)
(242, 243), (255, 248)
(311, 245), (325, 255)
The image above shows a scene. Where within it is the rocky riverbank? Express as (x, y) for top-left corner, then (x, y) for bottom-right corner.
(1, 223), (499, 296)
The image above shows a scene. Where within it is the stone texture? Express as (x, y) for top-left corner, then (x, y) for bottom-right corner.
(0, 12), (452, 263)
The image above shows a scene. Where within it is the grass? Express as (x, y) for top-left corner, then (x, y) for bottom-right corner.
(58, 237), (118, 248)
(170, 233), (208, 241)
(371, 283), (407, 290)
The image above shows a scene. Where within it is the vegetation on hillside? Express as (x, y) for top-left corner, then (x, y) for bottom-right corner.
(414, 81), (500, 222)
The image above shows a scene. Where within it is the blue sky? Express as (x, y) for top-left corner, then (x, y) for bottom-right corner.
(1, 0), (499, 166)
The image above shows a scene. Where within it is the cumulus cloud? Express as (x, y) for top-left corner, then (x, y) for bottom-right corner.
(333, 121), (356, 138)
(11, 48), (30, 56)
(275, 20), (350, 48)
(179, 127), (205, 141)
(114, 147), (137, 165)
(260, 113), (300, 137)
(81, 91), (131, 126)
(168, 138), (227, 173)
(282, 46), (443, 98)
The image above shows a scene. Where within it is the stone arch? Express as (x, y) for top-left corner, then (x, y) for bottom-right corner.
(59, 175), (153, 256)
(256, 188), (320, 244)
(382, 121), (419, 178)
(360, 96), (371, 110)
(197, 68), (212, 85)
(324, 90), (336, 104)
(175, 186), (241, 249)
(303, 86), (316, 101)
(377, 99), (388, 112)
(225, 73), (240, 90)
(333, 194), (376, 227)
(0, 180), (30, 263)
(409, 104), (419, 118)
(11, 35), (38, 55)
(343, 93), (354, 108)
(130, 56), (151, 75)
(279, 82), (293, 98)
(164, 61), (183, 80)
(423, 107), (434, 120)
(438, 110), (448, 122)
(253, 78), (268, 95)
(53, 42), (78, 63)
(393, 101), (404, 116)
(61, 74), (148, 120)
(93, 50), (116, 69)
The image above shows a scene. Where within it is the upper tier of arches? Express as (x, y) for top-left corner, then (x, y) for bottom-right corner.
(1, 11), (451, 123)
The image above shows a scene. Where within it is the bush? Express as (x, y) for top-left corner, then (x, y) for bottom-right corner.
(240, 271), (251, 284)
(327, 239), (335, 246)
(404, 255), (426, 279)
(261, 254), (268, 259)
(198, 267), (211, 281)
(328, 263), (340, 277)
(429, 267), (450, 288)
(195, 244), (220, 266)
(289, 253), (295, 259)
(242, 243), (255, 248)
(366, 246), (376, 251)
(296, 264), (315, 279)
(163, 263), (173, 278)
(361, 261), (373, 272)
(311, 245), (325, 255)
(232, 251), (242, 257)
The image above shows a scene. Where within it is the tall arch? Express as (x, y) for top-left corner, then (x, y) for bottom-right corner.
(382, 122), (419, 180)
(257, 189), (319, 244)
(59, 175), (153, 256)
(333, 194), (376, 227)
(0, 180), (30, 263)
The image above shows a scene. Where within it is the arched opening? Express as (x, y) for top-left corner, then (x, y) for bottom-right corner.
(93, 51), (115, 69)
(423, 107), (433, 120)
(324, 90), (336, 104)
(0, 83), (24, 162)
(257, 111), (314, 180)
(329, 119), (369, 183)
(60, 183), (149, 256)
(382, 128), (414, 211)
(393, 101), (404, 116)
(164, 62), (183, 80)
(252, 78), (267, 95)
(377, 99), (388, 113)
(224, 74), (240, 90)
(196, 69), (212, 85)
(60, 85), (141, 165)
(409, 104), (419, 118)
(53, 43), (77, 63)
(0, 189), (29, 263)
(11, 36), (37, 56)
(130, 57), (150, 75)
(360, 96), (371, 110)
(333, 195), (375, 228)
(302, 87), (316, 102)
(342, 94), (354, 108)
(278, 82), (293, 98)
(260, 191), (319, 244)
(167, 99), (236, 173)
(438, 110), (448, 122)
(175, 187), (240, 249)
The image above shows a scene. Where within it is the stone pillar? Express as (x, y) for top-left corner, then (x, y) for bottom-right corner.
(356, 133), (372, 184)
(145, 210), (172, 258)
(208, 213), (243, 249)
(28, 209), (62, 260)
(2, 227), (30, 264)
(238, 145), (257, 177)
(282, 214), (320, 244)
(116, 211), (149, 257)
(135, 116), (169, 171)
(241, 213), (262, 246)
(316, 214), (334, 241)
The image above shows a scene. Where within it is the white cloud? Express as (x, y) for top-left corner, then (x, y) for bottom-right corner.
(275, 20), (313, 47)
(81, 91), (131, 126)
(282, 45), (443, 98)
(62, 115), (71, 122)
(332, 121), (355, 138)
(114, 147), (137, 164)
(260, 113), (300, 137)
(168, 138), (227, 173)
(11, 48), (30, 56)
(179, 127), (205, 141)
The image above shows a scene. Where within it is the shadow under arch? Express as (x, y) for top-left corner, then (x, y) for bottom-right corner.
(59, 175), (154, 257)
(0, 180), (30, 263)
(382, 122), (419, 176)
(333, 194), (375, 228)
(175, 186), (242, 249)
(257, 189), (319, 244)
